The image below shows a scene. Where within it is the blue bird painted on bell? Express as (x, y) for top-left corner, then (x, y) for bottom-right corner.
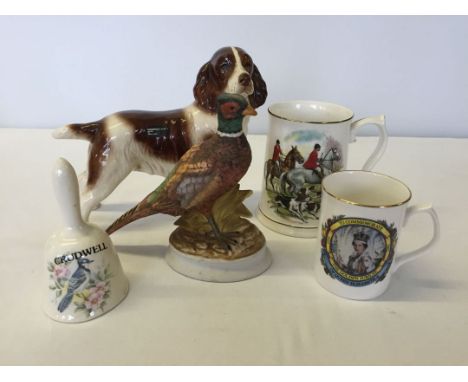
(57, 258), (94, 313)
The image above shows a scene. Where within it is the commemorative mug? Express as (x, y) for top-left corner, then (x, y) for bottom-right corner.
(315, 171), (440, 300)
(256, 100), (387, 238)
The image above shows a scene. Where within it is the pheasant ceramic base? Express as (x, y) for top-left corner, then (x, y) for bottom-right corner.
(166, 226), (271, 282)
(165, 186), (272, 282)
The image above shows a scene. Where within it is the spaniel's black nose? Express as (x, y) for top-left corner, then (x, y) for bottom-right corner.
(239, 73), (251, 86)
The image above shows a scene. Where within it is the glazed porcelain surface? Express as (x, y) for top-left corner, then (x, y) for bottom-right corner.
(166, 243), (271, 283)
(257, 100), (387, 238)
(314, 170), (440, 300)
(44, 158), (128, 323)
(103, 94), (270, 283)
(52, 47), (267, 221)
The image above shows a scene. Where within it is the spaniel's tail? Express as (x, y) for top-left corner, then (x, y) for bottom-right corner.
(52, 121), (102, 141)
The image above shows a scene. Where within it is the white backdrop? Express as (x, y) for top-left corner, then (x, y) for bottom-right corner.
(0, 15), (467, 137)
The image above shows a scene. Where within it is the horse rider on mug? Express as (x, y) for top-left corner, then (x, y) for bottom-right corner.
(272, 139), (284, 168)
(304, 143), (323, 178)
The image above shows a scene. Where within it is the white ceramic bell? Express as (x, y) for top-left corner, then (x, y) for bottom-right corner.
(44, 158), (129, 323)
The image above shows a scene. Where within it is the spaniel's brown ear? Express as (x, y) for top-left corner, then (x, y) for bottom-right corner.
(249, 64), (268, 108)
(193, 62), (219, 113)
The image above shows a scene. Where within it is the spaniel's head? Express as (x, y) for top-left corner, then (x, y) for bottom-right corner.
(193, 47), (268, 113)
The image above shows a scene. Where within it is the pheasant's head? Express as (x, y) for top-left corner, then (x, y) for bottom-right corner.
(216, 93), (257, 136)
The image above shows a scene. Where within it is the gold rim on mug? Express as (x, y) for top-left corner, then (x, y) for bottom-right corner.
(321, 170), (413, 208)
(268, 101), (355, 125)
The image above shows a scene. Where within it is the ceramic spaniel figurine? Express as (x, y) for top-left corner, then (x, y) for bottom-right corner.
(52, 47), (267, 221)
(106, 94), (271, 282)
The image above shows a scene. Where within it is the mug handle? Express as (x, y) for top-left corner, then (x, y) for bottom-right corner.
(350, 115), (388, 170)
(392, 204), (440, 272)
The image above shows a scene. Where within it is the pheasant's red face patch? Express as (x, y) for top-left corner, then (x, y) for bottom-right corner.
(220, 101), (241, 119)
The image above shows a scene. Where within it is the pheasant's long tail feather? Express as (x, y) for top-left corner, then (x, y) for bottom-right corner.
(106, 204), (148, 235)
(106, 178), (174, 235)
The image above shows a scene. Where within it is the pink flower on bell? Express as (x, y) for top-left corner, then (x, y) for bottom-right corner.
(84, 292), (104, 310)
(53, 265), (70, 280)
(89, 281), (107, 298)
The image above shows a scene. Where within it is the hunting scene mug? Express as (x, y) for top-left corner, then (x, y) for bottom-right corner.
(257, 100), (388, 238)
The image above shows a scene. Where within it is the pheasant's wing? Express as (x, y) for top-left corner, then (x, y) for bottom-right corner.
(140, 143), (207, 207)
(106, 143), (212, 234)
(163, 145), (221, 210)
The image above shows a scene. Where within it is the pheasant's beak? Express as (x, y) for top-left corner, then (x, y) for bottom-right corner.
(242, 105), (257, 116)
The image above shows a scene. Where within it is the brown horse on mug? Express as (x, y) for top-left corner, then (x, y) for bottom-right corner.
(264, 146), (304, 191)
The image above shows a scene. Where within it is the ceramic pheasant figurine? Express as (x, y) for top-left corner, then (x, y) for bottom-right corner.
(106, 93), (257, 248)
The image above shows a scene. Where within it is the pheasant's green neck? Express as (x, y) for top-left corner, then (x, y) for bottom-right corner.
(217, 117), (244, 137)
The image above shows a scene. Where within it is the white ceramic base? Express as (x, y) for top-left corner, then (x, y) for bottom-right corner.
(256, 207), (318, 238)
(165, 243), (272, 282)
